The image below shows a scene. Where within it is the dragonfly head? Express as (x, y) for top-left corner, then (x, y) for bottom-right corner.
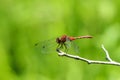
(56, 37), (61, 44)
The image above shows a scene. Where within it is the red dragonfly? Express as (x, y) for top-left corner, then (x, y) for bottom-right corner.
(56, 35), (93, 51)
(35, 35), (93, 54)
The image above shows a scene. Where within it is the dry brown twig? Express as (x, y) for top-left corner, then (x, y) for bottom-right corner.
(56, 44), (120, 66)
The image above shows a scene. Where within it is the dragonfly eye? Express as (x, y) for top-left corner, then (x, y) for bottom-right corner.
(56, 37), (61, 43)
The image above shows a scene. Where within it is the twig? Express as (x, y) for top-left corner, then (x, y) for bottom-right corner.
(56, 44), (120, 66)
(101, 44), (113, 62)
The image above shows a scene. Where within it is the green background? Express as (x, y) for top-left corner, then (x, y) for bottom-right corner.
(1, 0), (120, 80)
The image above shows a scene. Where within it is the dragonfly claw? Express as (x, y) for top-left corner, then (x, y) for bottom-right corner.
(56, 48), (61, 53)
(56, 48), (66, 56)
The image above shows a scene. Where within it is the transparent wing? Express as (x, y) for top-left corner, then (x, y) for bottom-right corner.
(34, 39), (57, 54)
(70, 41), (80, 54)
(65, 40), (80, 54)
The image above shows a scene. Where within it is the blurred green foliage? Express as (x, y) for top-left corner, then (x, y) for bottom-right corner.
(1, 0), (120, 80)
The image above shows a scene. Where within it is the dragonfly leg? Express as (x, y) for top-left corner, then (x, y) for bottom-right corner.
(57, 43), (63, 50)
(60, 44), (63, 49)
(63, 43), (68, 53)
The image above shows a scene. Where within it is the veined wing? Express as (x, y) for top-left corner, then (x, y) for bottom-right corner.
(65, 39), (80, 54)
(34, 39), (57, 54)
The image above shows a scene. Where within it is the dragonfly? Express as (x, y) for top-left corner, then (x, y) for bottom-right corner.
(35, 35), (93, 54)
